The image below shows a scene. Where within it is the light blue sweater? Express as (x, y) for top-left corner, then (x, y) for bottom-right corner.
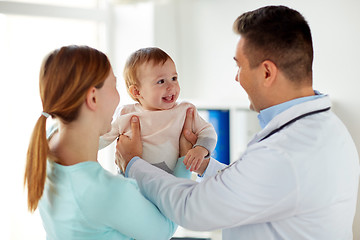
(39, 159), (183, 240)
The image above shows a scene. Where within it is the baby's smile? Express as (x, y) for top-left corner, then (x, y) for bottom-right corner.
(162, 94), (176, 103)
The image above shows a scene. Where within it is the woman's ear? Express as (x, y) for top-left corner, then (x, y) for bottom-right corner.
(85, 87), (97, 111)
(129, 85), (141, 100)
(261, 60), (278, 88)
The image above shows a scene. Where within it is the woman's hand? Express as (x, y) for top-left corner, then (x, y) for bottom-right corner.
(116, 116), (142, 173)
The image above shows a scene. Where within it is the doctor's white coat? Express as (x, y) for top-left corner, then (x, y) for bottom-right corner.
(127, 96), (359, 240)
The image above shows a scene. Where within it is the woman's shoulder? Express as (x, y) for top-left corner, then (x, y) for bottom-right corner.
(70, 163), (140, 207)
(55, 161), (138, 203)
(75, 162), (138, 192)
(66, 163), (145, 227)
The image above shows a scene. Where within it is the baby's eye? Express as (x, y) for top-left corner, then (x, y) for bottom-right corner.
(172, 76), (178, 81)
(157, 79), (165, 84)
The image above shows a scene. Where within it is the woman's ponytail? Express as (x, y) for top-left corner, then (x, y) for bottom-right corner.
(24, 114), (49, 212)
(24, 45), (110, 212)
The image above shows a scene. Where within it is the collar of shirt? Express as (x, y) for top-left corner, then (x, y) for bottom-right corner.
(257, 90), (324, 129)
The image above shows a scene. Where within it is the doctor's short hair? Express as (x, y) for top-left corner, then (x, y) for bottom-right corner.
(123, 47), (174, 102)
(233, 5), (313, 84)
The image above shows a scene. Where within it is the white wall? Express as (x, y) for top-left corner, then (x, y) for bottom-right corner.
(153, 0), (360, 238)
(0, 2), (155, 239)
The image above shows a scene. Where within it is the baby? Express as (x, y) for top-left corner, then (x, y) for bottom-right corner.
(100, 47), (217, 174)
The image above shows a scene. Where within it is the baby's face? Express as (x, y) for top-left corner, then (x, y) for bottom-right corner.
(137, 59), (180, 111)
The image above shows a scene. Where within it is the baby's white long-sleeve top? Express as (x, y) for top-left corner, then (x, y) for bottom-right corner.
(99, 101), (217, 174)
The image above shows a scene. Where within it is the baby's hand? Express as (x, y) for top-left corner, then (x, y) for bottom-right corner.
(183, 146), (209, 172)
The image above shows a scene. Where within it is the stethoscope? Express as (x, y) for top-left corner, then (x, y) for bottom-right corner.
(217, 106), (331, 174)
(259, 107), (331, 142)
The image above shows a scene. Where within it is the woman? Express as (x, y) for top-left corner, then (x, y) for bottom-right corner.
(24, 45), (177, 240)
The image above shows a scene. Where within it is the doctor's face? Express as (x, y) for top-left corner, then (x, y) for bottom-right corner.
(234, 37), (263, 112)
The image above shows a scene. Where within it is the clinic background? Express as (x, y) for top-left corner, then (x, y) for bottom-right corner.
(1, 0), (359, 239)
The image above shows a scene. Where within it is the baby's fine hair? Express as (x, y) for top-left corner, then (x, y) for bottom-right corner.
(123, 47), (173, 101)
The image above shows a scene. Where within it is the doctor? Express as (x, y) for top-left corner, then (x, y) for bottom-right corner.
(117, 5), (360, 239)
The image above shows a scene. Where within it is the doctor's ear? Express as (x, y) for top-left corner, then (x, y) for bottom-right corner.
(85, 87), (97, 111)
(129, 85), (141, 99)
(261, 60), (278, 88)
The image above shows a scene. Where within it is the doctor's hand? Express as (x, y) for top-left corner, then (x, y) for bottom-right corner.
(180, 108), (210, 175)
(116, 116), (142, 173)
(180, 108), (197, 157)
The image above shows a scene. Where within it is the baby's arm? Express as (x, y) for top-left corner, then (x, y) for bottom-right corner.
(99, 119), (120, 149)
(99, 106), (127, 149)
(183, 146), (208, 172)
(180, 103), (217, 171)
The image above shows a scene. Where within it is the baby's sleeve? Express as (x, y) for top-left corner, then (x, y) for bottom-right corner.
(98, 104), (136, 150)
(192, 107), (217, 158)
(98, 117), (121, 150)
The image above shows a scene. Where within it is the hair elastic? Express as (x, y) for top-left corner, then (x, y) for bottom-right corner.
(41, 112), (50, 118)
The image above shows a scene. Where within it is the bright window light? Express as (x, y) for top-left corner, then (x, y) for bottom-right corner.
(0, 1), (154, 240)
(0, 12), (104, 240)
(4, 0), (98, 8)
